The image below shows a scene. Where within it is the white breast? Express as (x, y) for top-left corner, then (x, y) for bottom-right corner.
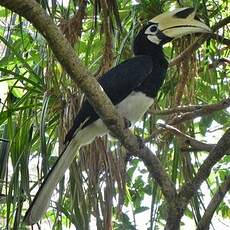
(76, 91), (153, 147)
(116, 91), (153, 124)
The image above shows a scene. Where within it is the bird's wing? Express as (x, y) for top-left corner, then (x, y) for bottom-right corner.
(64, 55), (153, 144)
(99, 55), (153, 103)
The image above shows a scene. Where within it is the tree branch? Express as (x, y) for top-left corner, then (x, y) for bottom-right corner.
(179, 128), (230, 201)
(152, 98), (230, 116)
(0, 0), (176, 204)
(211, 16), (230, 31)
(169, 98), (230, 125)
(147, 98), (230, 140)
(158, 124), (216, 152)
(209, 33), (230, 46)
(207, 58), (230, 69)
(197, 175), (230, 230)
(164, 129), (230, 229)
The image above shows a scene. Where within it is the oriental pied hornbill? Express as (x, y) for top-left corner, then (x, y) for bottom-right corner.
(24, 7), (211, 224)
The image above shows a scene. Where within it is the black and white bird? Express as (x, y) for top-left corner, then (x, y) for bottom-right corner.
(24, 7), (211, 224)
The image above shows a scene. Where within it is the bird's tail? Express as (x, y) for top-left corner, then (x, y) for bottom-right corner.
(24, 137), (81, 225)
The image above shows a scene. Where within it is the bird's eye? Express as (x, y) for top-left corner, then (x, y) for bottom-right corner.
(149, 25), (158, 33)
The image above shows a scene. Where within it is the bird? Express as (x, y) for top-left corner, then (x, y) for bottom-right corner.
(24, 7), (211, 224)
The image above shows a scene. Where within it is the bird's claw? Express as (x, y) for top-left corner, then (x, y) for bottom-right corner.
(124, 117), (132, 129)
(136, 135), (145, 149)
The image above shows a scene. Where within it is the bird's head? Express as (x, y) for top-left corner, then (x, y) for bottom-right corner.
(134, 7), (211, 55)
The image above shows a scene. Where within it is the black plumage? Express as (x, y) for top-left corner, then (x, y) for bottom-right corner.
(65, 27), (169, 144)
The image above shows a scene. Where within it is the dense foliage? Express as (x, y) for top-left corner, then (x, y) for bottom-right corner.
(0, 0), (229, 229)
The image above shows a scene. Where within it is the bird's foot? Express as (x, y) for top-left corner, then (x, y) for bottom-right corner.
(125, 151), (133, 163)
(136, 135), (145, 149)
(123, 117), (132, 129)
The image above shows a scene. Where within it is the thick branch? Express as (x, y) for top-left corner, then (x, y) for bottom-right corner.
(197, 175), (230, 230)
(0, 0), (176, 202)
(164, 129), (230, 229)
(179, 128), (230, 200)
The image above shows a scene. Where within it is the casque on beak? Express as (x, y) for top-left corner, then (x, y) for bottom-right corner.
(150, 7), (211, 39)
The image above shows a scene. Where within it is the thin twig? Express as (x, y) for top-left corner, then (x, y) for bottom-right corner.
(209, 33), (230, 46)
(169, 98), (230, 125)
(179, 128), (230, 201)
(207, 58), (230, 69)
(212, 16), (230, 31)
(197, 175), (230, 230)
(0, 138), (9, 143)
(158, 124), (215, 152)
(151, 98), (230, 116)
(147, 98), (230, 140)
